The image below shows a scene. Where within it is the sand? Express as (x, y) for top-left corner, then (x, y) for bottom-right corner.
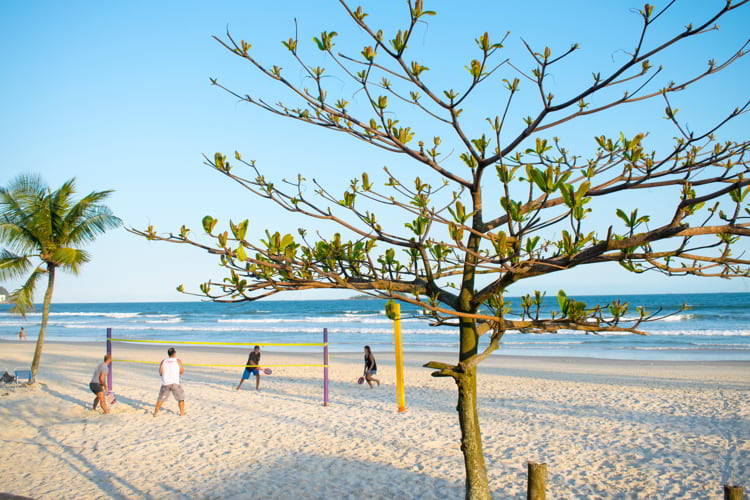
(0, 340), (748, 499)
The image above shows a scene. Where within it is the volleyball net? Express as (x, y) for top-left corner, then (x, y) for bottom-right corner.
(105, 328), (331, 405)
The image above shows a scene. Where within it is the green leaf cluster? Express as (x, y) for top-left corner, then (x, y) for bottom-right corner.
(496, 164), (520, 183)
(214, 152), (231, 173)
(486, 293), (511, 317)
(410, 61), (429, 77)
(475, 32), (503, 52)
(520, 291), (545, 319)
(489, 231), (513, 258)
(281, 38), (297, 53)
(560, 181), (591, 220)
(616, 209), (649, 232)
(202, 215), (219, 235)
(410, 0), (436, 19)
(390, 30), (407, 53)
(608, 300), (628, 321)
(261, 231), (298, 259)
(447, 201), (473, 224)
(680, 183), (704, 215)
(313, 31), (337, 51)
(557, 290), (588, 322)
(729, 184), (750, 203)
(500, 197), (524, 222)
(230, 219), (249, 240)
(340, 191), (356, 208)
(404, 216), (429, 236)
(558, 230), (594, 256)
(361, 46), (376, 62)
(525, 137), (552, 156)
(527, 165), (572, 194)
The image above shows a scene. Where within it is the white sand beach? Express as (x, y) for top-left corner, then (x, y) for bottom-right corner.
(1, 340), (748, 499)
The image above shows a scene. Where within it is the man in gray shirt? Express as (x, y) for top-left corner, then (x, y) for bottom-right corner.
(90, 354), (111, 414)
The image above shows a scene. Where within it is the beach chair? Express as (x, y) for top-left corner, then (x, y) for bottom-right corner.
(13, 369), (32, 389)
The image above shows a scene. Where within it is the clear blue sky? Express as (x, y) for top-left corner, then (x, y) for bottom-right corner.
(1, 1), (749, 303)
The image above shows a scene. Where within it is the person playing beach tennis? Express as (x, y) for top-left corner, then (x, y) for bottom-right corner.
(89, 354), (111, 414)
(363, 345), (380, 388)
(236, 345), (262, 391)
(153, 347), (185, 416)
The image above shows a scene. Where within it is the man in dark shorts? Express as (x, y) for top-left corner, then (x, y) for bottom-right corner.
(90, 354), (111, 414)
(236, 345), (262, 391)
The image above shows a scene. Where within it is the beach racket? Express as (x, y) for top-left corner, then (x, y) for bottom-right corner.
(106, 392), (116, 405)
(357, 376), (365, 385)
(263, 368), (272, 375)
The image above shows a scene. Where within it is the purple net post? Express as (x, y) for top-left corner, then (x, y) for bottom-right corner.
(106, 328), (113, 393)
(323, 328), (329, 406)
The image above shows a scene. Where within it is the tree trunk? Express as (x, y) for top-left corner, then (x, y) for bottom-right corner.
(30, 264), (55, 380)
(457, 368), (490, 499)
(457, 316), (491, 499)
(454, 218), (491, 499)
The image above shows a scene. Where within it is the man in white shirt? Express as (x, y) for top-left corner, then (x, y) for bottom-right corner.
(153, 347), (185, 417)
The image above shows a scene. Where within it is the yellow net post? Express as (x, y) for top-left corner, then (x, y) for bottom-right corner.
(388, 302), (406, 412)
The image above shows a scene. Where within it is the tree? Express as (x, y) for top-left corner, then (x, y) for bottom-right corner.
(131, 2), (750, 498)
(0, 174), (121, 379)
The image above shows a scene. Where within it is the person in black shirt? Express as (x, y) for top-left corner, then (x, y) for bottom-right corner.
(236, 345), (262, 391)
(363, 345), (380, 388)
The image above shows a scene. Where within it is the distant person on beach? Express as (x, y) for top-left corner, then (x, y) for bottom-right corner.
(363, 345), (380, 388)
(236, 345), (262, 391)
(153, 347), (185, 417)
(90, 354), (111, 414)
(19, 327), (26, 340)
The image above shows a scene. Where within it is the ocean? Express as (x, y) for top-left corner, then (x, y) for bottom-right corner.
(2, 292), (749, 361)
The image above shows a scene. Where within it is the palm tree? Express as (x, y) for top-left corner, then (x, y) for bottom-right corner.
(0, 174), (121, 379)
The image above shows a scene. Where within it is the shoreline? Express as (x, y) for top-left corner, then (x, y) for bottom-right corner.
(1, 342), (748, 498)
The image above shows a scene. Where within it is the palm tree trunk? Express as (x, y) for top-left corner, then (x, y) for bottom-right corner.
(30, 264), (55, 380)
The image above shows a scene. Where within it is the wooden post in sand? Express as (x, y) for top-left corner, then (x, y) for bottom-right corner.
(323, 328), (329, 406)
(724, 485), (744, 500)
(527, 462), (547, 500)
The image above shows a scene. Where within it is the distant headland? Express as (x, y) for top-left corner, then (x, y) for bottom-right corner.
(0, 286), (11, 304)
(347, 295), (384, 300)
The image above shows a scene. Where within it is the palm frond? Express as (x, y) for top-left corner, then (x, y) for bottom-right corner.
(0, 179), (45, 270)
(1, 174), (47, 224)
(9, 264), (46, 316)
(0, 184), (30, 223)
(1, 173), (47, 202)
(63, 189), (117, 234)
(50, 247), (90, 274)
(0, 249), (34, 280)
(1, 174), (51, 248)
(50, 179), (76, 239)
(0, 222), (42, 255)
(66, 209), (122, 245)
